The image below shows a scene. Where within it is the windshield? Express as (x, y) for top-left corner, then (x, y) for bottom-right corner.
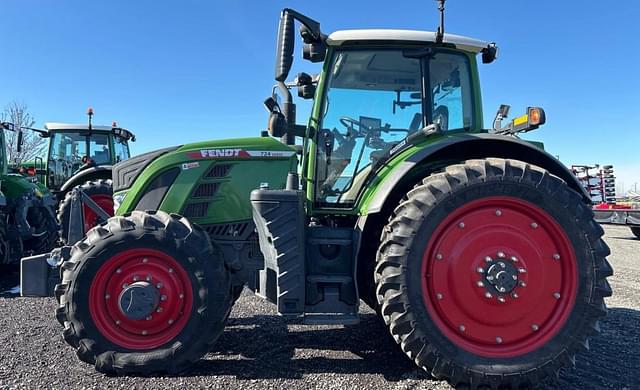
(315, 48), (474, 206)
(48, 131), (112, 189)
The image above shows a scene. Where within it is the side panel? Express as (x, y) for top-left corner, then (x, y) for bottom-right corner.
(115, 137), (297, 225)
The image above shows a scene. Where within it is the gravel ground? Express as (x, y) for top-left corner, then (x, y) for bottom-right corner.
(0, 225), (638, 389)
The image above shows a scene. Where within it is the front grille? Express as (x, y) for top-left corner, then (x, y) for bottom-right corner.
(205, 164), (232, 178)
(204, 222), (251, 240)
(193, 183), (219, 198)
(182, 202), (209, 218)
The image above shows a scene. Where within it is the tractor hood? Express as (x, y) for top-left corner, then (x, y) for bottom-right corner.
(1, 173), (51, 201)
(113, 137), (296, 193)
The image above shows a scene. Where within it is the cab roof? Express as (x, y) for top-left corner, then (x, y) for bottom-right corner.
(44, 122), (136, 141)
(45, 122), (116, 131)
(326, 30), (490, 53)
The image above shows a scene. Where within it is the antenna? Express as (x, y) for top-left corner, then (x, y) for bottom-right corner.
(87, 107), (94, 131)
(435, 0), (446, 44)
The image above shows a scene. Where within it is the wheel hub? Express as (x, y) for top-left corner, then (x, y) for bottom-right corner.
(118, 281), (160, 320)
(482, 254), (522, 295)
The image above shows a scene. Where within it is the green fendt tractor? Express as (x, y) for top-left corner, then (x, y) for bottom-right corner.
(0, 122), (57, 263)
(21, 109), (135, 240)
(48, 4), (611, 389)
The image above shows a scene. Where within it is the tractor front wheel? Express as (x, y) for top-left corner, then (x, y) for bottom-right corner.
(56, 210), (232, 374)
(375, 158), (612, 389)
(22, 206), (57, 254)
(58, 179), (114, 244)
(631, 227), (640, 239)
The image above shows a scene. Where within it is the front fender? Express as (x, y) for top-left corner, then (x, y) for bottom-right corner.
(60, 166), (112, 192)
(358, 133), (589, 215)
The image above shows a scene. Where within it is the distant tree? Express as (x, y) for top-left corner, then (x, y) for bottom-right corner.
(1, 101), (47, 164)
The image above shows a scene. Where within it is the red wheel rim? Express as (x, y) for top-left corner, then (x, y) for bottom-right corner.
(89, 249), (194, 350)
(83, 194), (114, 233)
(421, 196), (577, 358)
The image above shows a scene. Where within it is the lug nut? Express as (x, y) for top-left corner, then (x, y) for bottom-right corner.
(531, 324), (539, 331)
(499, 262), (506, 269)
(122, 283), (129, 289)
(553, 253), (561, 260)
(115, 320), (121, 325)
(511, 292), (519, 299)
(156, 307), (163, 313)
(459, 325), (466, 332)
(142, 330), (148, 335)
(156, 283), (163, 289)
(116, 268), (122, 274)
(436, 293), (443, 300)
(510, 256), (518, 262)
(498, 296), (506, 303)
(476, 267), (484, 274)
(495, 210), (502, 216)
(518, 268), (527, 274)
(519, 281), (527, 287)
(142, 258), (148, 263)
(458, 222), (465, 229)
(496, 337), (503, 344)
(485, 292), (492, 299)
(179, 293), (184, 299)
(105, 294), (110, 300)
(477, 280), (484, 287)
(146, 315), (153, 321)
(160, 295), (167, 301)
(553, 292), (561, 299)
(168, 268), (174, 273)
(436, 253), (443, 260)
(511, 275), (518, 280)
(168, 319), (174, 325)
(133, 275), (139, 282)
(146, 275), (152, 282)
(531, 222), (538, 229)
(497, 252), (505, 258)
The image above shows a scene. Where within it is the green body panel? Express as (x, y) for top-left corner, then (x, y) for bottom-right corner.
(1, 174), (50, 200)
(115, 137), (297, 224)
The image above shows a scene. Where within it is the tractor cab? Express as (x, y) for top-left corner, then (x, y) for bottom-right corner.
(22, 121), (135, 194)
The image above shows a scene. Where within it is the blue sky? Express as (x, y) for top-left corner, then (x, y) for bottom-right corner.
(1, 1), (639, 193)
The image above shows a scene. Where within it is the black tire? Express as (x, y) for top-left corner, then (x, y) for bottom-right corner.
(57, 179), (113, 244)
(0, 218), (10, 265)
(631, 227), (640, 239)
(55, 210), (232, 375)
(375, 158), (613, 389)
(22, 206), (57, 255)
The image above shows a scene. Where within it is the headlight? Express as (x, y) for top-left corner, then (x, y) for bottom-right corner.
(113, 192), (127, 213)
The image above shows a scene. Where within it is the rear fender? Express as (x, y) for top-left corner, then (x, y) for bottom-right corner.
(361, 133), (589, 216)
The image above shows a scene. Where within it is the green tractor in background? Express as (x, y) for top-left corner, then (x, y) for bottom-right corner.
(0, 122), (57, 264)
(43, 3), (612, 389)
(20, 109), (135, 241)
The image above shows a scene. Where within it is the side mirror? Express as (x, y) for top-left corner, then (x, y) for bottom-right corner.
(17, 131), (24, 153)
(1, 122), (15, 131)
(264, 97), (287, 137)
(296, 72), (316, 99)
(482, 43), (499, 64)
(301, 25), (326, 63)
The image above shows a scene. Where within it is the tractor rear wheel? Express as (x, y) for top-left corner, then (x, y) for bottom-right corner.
(58, 179), (114, 244)
(56, 210), (232, 375)
(631, 227), (640, 239)
(375, 158), (612, 389)
(22, 206), (57, 254)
